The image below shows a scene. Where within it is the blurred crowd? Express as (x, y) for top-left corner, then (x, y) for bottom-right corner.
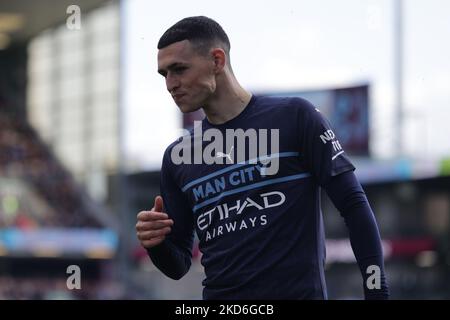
(0, 111), (123, 300)
(0, 112), (100, 228)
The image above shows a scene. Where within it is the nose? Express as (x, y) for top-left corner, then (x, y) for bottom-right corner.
(166, 74), (180, 93)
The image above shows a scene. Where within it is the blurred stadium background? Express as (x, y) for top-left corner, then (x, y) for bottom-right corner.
(0, 0), (449, 299)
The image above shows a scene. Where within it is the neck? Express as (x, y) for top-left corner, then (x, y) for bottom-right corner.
(202, 72), (252, 125)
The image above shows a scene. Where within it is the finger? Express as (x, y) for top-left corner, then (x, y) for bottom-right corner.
(153, 195), (164, 213)
(137, 211), (169, 221)
(136, 219), (173, 232)
(135, 219), (173, 232)
(137, 227), (171, 241)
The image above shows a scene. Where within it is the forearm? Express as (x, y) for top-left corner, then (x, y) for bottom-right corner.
(341, 199), (389, 299)
(324, 171), (389, 299)
(147, 239), (192, 280)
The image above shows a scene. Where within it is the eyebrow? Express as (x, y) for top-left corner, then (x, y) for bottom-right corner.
(158, 62), (187, 76)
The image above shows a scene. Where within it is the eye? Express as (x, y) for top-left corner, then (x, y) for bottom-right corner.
(173, 66), (187, 74)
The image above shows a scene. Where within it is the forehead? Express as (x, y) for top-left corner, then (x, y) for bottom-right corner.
(157, 40), (198, 69)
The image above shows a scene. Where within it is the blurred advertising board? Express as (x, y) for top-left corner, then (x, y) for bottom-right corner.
(0, 228), (118, 259)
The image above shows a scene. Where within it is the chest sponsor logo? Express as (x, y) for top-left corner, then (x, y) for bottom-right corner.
(197, 191), (286, 242)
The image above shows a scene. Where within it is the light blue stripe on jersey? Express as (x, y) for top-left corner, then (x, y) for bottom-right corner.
(181, 152), (300, 192)
(192, 172), (311, 213)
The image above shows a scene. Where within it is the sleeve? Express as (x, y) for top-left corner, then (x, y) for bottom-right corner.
(146, 147), (195, 280)
(299, 99), (355, 186)
(323, 171), (390, 300)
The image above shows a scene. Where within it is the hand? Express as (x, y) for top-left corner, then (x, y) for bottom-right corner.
(136, 196), (174, 249)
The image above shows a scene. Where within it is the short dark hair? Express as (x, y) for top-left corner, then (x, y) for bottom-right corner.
(157, 16), (231, 58)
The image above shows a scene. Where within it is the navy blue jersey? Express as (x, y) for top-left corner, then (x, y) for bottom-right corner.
(159, 95), (356, 299)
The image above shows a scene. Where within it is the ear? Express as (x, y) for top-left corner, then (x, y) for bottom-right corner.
(211, 48), (226, 73)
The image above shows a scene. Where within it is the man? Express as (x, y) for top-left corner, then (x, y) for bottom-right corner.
(136, 16), (389, 300)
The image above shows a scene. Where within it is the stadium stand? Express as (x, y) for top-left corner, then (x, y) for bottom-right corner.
(0, 111), (102, 228)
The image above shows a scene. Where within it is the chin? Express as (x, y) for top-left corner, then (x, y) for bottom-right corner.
(178, 103), (202, 113)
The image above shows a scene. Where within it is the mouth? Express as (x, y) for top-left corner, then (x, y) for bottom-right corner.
(173, 93), (186, 101)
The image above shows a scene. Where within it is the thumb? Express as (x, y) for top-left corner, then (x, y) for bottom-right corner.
(153, 195), (164, 213)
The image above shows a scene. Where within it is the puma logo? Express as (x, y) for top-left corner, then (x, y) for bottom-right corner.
(216, 146), (234, 163)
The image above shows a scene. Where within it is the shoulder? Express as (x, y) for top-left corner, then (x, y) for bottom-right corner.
(162, 127), (195, 163)
(253, 95), (320, 127)
(255, 95), (317, 114)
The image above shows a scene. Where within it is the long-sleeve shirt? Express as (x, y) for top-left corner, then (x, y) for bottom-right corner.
(148, 94), (389, 299)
